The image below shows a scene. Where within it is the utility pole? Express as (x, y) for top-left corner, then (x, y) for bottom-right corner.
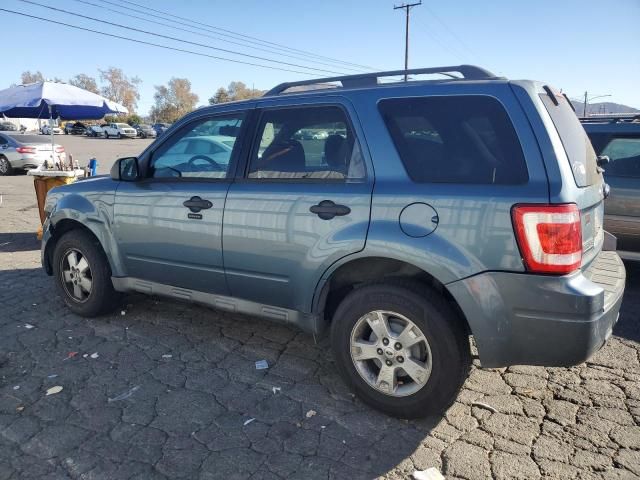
(394, 1), (422, 81)
(582, 92), (612, 118)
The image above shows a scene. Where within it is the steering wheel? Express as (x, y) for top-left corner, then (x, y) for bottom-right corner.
(188, 155), (223, 171)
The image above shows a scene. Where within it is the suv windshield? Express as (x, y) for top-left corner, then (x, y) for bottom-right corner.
(540, 92), (599, 187)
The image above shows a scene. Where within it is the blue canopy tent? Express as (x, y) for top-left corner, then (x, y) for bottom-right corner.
(0, 81), (128, 164)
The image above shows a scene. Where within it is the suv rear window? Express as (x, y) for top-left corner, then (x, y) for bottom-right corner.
(378, 95), (528, 184)
(539, 93), (599, 187)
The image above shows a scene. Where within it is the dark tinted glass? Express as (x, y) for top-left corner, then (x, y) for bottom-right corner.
(540, 94), (599, 187)
(248, 106), (365, 180)
(379, 96), (528, 184)
(601, 137), (640, 178)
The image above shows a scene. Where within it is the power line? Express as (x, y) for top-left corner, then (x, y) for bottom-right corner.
(71, 0), (368, 73)
(414, 16), (466, 62)
(421, 4), (478, 60)
(19, 0), (348, 76)
(0, 7), (319, 76)
(107, 0), (377, 72)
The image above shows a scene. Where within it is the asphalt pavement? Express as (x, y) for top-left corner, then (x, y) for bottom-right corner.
(0, 134), (639, 479)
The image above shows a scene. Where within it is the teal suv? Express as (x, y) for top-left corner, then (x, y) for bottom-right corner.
(41, 66), (626, 418)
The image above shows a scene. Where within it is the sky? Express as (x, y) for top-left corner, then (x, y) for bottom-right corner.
(2, 0), (639, 116)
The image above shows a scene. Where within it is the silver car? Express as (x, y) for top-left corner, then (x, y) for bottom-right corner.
(0, 133), (66, 175)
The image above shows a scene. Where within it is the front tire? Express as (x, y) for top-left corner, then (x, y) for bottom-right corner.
(52, 229), (121, 317)
(0, 156), (13, 176)
(330, 282), (471, 418)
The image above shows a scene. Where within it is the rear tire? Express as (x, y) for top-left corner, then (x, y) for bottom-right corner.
(330, 282), (471, 418)
(0, 156), (12, 176)
(104, 131), (109, 139)
(52, 229), (121, 317)
(118, 133), (122, 139)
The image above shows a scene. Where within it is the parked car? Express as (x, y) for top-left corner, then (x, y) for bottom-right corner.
(41, 125), (63, 135)
(86, 124), (106, 137)
(133, 124), (157, 139)
(312, 130), (329, 140)
(152, 123), (171, 136)
(64, 121), (87, 135)
(582, 115), (640, 254)
(0, 133), (65, 175)
(103, 122), (137, 139)
(0, 121), (17, 131)
(40, 65), (626, 418)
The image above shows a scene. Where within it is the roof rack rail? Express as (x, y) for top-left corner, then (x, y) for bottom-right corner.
(579, 114), (640, 124)
(264, 64), (500, 96)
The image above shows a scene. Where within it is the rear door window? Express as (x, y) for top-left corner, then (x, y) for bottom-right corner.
(601, 137), (640, 178)
(378, 95), (528, 184)
(539, 93), (599, 187)
(247, 106), (366, 180)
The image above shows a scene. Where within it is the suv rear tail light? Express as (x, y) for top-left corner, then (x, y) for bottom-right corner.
(16, 146), (36, 154)
(512, 204), (582, 275)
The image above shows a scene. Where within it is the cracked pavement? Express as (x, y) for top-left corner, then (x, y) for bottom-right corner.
(1, 169), (639, 479)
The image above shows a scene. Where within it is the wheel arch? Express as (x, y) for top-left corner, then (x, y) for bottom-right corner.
(312, 256), (471, 337)
(44, 217), (116, 276)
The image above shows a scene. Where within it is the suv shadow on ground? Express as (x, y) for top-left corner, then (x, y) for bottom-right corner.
(0, 267), (444, 479)
(1, 265), (640, 478)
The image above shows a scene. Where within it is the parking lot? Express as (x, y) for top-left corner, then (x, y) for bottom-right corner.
(0, 135), (639, 479)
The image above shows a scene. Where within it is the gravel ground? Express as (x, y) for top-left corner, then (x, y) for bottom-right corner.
(0, 137), (639, 479)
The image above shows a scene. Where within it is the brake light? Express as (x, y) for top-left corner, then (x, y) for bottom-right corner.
(16, 146), (36, 154)
(512, 204), (582, 274)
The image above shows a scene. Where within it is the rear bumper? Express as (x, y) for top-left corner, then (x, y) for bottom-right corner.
(447, 250), (626, 368)
(12, 155), (46, 169)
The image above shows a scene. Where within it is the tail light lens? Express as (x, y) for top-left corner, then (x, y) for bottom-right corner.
(16, 146), (36, 154)
(512, 204), (582, 275)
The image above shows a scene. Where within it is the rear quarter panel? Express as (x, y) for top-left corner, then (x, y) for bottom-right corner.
(321, 82), (549, 287)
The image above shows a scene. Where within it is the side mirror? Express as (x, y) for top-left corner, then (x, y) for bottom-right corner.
(110, 157), (139, 181)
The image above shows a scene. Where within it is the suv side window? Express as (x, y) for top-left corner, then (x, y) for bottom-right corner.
(150, 114), (244, 179)
(247, 106), (365, 180)
(379, 96), (528, 184)
(601, 137), (640, 178)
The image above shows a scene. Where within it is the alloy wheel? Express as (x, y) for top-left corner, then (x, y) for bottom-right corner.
(60, 248), (93, 303)
(350, 310), (432, 397)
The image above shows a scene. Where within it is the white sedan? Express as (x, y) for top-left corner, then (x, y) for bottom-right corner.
(0, 133), (66, 175)
(103, 123), (137, 139)
(41, 125), (63, 135)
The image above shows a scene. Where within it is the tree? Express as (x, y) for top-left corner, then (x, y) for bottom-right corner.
(126, 114), (142, 126)
(150, 78), (199, 122)
(208, 87), (229, 105)
(21, 71), (45, 84)
(99, 67), (141, 113)
(69, 73), (99, 94)
(208, 81), (263, 105)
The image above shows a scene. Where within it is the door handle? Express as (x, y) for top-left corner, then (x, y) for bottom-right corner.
(183, 196), (213, 213)
(310, 200), (351, 220)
